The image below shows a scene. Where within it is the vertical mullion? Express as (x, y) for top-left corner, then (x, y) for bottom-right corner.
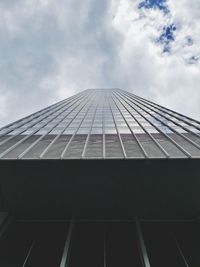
(59, 217), (75, 267)
(18, 94), (89, 159)
(125, 91), (200, 149)
(115, 90), (191, 158)
(102, 93), (106, 159)
(135, 217), (151, 267)
(127, 90), (200, 128)
(0, 98), (65, 136)
(21, 240), (35, 267)
(104, 223), (107, 267)
(113, 91), (169, 158)
(40, 94), (91, 158)
(132, 92), (200, 132)
(0, 93), (88, 158)
(174, 237), (190, 267)
(108, 91), (127, 158)
(113, 94), (145, 158)
(0, 91), (83, 137)
(122, 93), (200, 154)
(60, 93), (96, 159)
(81, 94), (100, 158)
(111, 92), (148, 158)
(0, 92), (83, 148)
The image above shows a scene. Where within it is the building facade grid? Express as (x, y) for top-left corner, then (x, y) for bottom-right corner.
(0, 89), (200, 159)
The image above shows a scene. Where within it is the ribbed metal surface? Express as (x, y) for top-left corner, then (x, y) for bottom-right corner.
(0, 89), (200, 159)
(0, 219), (199, 267)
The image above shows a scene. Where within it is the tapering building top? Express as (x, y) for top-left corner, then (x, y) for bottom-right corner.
(0, 88), (200, 159)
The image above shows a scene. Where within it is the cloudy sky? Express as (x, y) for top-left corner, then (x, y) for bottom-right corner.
(0, 0), (200, 127)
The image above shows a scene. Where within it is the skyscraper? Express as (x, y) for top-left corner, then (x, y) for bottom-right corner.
(0, 89), (200, 266)
(1, 88), (200, 159)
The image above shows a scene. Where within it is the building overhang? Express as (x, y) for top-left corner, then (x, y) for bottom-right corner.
(0, 158), (200, 220)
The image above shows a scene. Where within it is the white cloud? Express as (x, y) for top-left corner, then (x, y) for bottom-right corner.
(0, 0), (200, 127)
(109, 0), (200, 119)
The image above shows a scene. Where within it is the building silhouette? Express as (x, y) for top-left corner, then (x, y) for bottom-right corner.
(0, 89), (200, 266)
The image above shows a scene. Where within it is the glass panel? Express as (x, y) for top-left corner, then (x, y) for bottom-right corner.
(121, 134), (144, 158)
(85, 134), (102, 158)
(136, 134), (166, 158)
(21, 135), (55, 159)
(63, 134), (87, 158)
(43, 135), (72, 158)
(105, 134), (123, 158)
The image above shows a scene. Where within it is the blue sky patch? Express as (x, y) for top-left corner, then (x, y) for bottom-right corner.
(138, 1), (198, 64)
(158, 24), (176, 53)
(138, 0), (169, 14)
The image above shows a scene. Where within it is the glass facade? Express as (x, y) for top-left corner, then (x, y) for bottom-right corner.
(0, 89), (200, 266)
(0, 88), (200, 159)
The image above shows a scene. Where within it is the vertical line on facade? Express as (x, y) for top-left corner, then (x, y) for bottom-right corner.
(111, 91), (148, 158)
(81, 93), (100, 158)
(108, 91), (127, 158)
(15, 94), (90, 159)
(59, 217), (75, 267)
(135, 217), (151, 267)
(0, 91), (83, 138)
(39, 93), (91, 158)
(21, 240), (36, 267)
(124, 91), (200, 151)
(114, 91), (170, 158)
(115, 90), (191, 158)
(60, 93), (96, 159)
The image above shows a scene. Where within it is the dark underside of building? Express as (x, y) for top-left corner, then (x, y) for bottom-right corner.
(0, 89), (200, 266)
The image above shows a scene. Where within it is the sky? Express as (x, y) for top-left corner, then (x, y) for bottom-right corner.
(0, 0), (200, 127)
